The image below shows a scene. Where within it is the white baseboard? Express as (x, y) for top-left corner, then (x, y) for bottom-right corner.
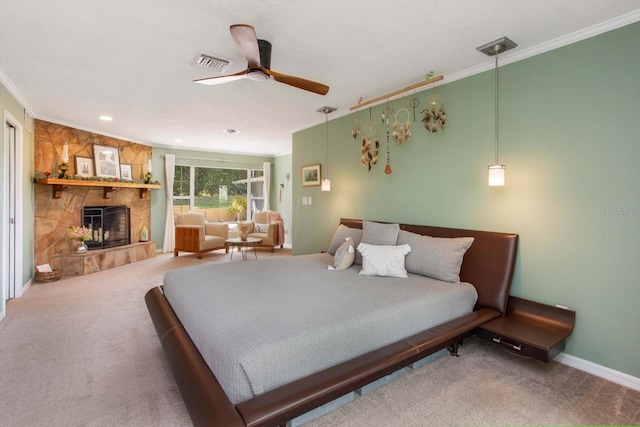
(556, 353), (640, 392)
(23, 278), (32, 293)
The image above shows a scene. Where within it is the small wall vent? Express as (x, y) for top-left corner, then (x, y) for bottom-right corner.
(191, 52), (232, 73)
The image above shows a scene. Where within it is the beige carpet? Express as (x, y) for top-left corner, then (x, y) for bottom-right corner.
(306, 337), (640, 426)
(1, 249), (638, 427)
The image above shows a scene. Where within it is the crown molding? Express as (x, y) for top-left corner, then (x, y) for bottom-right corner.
(444, 9), (640, 85)
(0, 67), (36, 118)
(35, 114), (154, 147)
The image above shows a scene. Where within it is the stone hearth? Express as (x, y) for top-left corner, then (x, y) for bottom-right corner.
(52, 241), (156, 276)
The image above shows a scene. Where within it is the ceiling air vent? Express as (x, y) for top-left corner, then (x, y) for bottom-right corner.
(191, 52), (232, 73)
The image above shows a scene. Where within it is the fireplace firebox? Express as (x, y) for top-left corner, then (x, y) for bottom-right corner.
(81, 205), (131, 250)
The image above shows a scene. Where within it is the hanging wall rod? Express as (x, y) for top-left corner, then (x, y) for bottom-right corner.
(350, 75), (444, 111)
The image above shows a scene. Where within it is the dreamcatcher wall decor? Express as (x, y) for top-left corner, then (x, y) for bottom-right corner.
(392, 105), (412, 144)
(360, 108), (379, 172)
(421, 93), (446, 132)
(348, 75), (446, 174)
(409, 98), (420, 122)
(352, 117), (360, 139)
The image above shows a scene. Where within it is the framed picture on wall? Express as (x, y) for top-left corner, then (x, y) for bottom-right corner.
(93, 144), (121, 178)
(301, 163), (321, 186)
(74, 156), (94, 177)
(120, 164), (133, 180)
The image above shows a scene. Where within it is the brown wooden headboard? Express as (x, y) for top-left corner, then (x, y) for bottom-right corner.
(340, 218), (519, 314)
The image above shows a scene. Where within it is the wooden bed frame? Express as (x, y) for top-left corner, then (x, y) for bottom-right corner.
(145, 218), (518, 427)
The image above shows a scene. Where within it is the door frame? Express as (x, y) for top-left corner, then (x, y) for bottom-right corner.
(1, 109), (24, 320)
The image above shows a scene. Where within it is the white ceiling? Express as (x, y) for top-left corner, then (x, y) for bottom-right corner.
(1, 1), (639, 157)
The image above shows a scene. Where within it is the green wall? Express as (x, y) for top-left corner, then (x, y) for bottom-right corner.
(0, 82), (35, 289)
(149, 147), (284, 247)
(292, 23), (640, 378)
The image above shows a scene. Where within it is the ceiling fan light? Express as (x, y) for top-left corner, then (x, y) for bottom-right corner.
(247, 69), (269, 81)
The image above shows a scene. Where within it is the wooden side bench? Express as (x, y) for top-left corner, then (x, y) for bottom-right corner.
(477, 296), (576, 362)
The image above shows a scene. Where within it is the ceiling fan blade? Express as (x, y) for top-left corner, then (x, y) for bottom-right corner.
(230, 24), (261, 69)
(193, 69), (249, 85)
(266, 69), (330, 95)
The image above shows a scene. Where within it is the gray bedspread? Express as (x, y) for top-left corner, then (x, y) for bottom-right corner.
(163, 253), (477, 404)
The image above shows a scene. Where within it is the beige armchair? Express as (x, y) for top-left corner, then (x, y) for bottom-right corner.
(174, 213), (229, 259)
(243, 210), (284, 252)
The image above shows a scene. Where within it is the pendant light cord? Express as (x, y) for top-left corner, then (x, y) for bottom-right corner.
(325, 112), (329, 176)
(494, 54), (499, 165)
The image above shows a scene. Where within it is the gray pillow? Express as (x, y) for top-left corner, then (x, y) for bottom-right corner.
(397, 230), (474, 283)
(362, 221), (400, 246)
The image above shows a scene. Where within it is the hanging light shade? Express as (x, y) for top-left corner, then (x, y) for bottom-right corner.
(488, 164), (506, 186)
(477, 37), (517, 187)
(317, 106), (337, 192)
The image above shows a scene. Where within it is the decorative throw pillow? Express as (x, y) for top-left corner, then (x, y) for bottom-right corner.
(254, 223), (269, 233)
(362, 221), (400, 246)
(396, 230), (474, 283)
(327, 225), (363, 265)
(357, 243), (411, 278)
(332, 238), (356, 270)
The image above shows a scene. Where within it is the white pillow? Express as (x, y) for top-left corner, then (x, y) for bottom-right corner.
(332, 238), (356, 270)
(357, 243), (411, 278)
(254, 223), (269, 233)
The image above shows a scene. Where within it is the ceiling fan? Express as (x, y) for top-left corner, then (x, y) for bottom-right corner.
(194, 24), (329, 96)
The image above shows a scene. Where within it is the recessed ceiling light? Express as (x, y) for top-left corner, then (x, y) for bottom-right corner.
(223, 129), (239, 134)
(99, 115), (113, 121)
(174, 139), (183, 143)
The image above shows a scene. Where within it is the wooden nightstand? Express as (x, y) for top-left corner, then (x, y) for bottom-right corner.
(477, 296), (576, 362)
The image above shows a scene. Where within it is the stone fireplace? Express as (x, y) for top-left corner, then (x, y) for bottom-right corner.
(34, 120), (157, 276)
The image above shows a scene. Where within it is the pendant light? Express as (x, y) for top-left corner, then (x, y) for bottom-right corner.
(477, 37), (517, 186)
(317, 106), (337, 191)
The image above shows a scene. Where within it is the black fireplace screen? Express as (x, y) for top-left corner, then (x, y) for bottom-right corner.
(81, 205), (131, 250)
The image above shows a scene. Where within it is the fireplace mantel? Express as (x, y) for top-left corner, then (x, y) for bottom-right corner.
(36, 178), (161, 199)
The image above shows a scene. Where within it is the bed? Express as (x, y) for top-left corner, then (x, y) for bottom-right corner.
(146, 218), (518, 427)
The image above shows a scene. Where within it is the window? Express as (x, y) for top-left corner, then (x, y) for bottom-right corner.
(172, 166), (263, 222)
(173, 165), (192, 215)
(248, 169), (265, 214)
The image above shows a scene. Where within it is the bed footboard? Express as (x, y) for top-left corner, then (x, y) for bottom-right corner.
(145, 287), (245, 427)
(236, 308), (500, 427)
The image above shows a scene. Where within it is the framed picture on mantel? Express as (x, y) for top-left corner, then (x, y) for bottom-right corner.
(120, 164), (132, 180)
(75, 156), (94, 177)
(93, 144), (121, 178)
